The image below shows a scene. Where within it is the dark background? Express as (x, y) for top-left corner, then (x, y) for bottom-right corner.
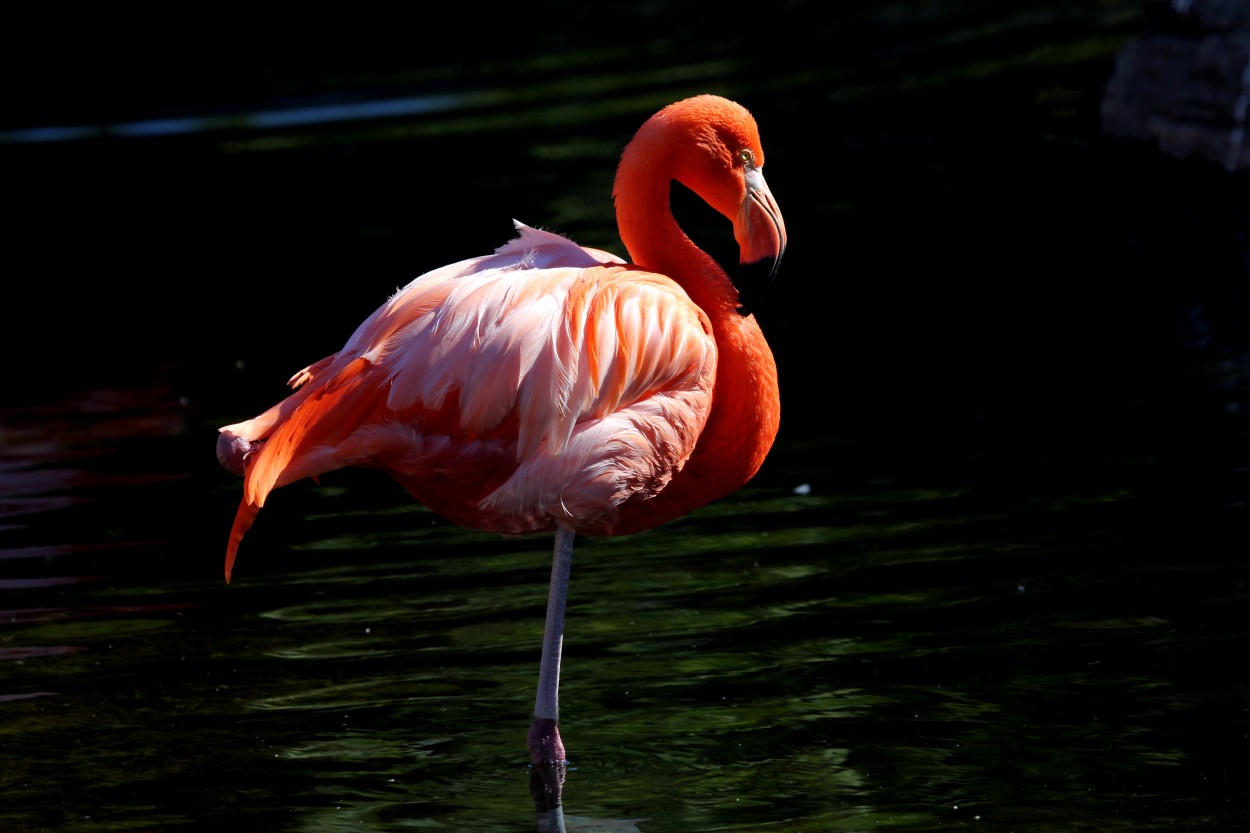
(2, 4), (1249, 829)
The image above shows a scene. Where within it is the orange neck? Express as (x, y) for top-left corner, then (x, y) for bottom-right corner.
(612, 133), (780, 524)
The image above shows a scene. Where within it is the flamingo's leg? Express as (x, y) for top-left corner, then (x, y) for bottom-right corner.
(528, 527), (574, 765)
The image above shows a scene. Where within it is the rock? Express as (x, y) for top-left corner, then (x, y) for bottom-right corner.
(1102, 0), (1250, 171)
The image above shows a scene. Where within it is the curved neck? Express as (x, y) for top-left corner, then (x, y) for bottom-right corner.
(614, 135), (743, 320)
(612, 136), (780, 517)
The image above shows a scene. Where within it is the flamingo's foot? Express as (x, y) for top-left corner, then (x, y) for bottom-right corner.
(527, 716), (567, 766)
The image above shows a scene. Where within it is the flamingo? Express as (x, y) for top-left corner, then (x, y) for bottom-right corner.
(216, 94), (786, 766)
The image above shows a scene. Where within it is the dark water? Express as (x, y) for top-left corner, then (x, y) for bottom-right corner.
(3, 2), (1249, 831)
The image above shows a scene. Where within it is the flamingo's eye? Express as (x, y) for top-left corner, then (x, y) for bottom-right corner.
(738, 149), (755, 167)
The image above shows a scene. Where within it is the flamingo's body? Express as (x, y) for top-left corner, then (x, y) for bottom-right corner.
(217, 95), (786, 766)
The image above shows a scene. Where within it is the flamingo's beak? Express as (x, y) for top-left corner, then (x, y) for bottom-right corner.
(733, 168), (787, 314)
(730, 165), (785, 315)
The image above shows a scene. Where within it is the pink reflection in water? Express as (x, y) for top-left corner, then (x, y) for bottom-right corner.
(0, 383), (190, 559)
(0, 602), (198, 624)
(0, 692), (60, 703)
(0, 645), (83, 660)
(0, 384), (200, 703)
(0, 384), (189, 509)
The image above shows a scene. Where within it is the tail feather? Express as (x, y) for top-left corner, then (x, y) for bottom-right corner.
(225, 496), (259, 583)
(228, 356), (384, 578)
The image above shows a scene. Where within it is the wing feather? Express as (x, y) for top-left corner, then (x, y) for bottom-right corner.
(221, 221), (716, 559)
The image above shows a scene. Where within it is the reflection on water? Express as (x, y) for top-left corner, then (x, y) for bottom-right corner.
(0, 92), (474, 144)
